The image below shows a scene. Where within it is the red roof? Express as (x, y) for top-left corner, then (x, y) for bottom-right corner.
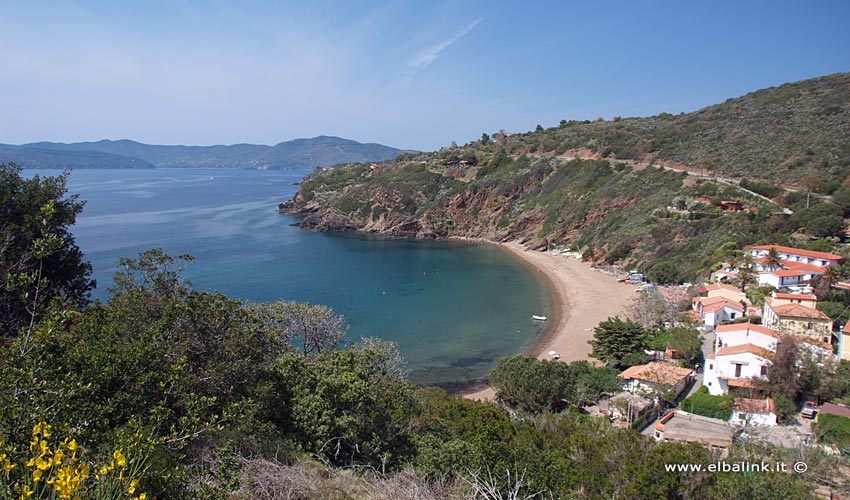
(714, 322), (780, 338)
(728, 378), (760, 389)
(715, 343), (773, 359)
(619, 362), (694, 386)
(769, 303), (831, 320)
(782, 262), (827, 273)
(843, 322), (850, 334)
(704, 283), (742, 293)
(733, 397), (775, 415)
(749, 245), (843, 261)
(798, 337), (833, 351)
(773, 293), (817, 301)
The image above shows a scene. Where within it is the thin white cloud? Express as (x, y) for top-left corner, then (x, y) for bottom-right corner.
(395, 17), (482, 87)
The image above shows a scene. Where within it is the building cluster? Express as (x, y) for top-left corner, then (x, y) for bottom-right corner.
(619, 245), (848, 448)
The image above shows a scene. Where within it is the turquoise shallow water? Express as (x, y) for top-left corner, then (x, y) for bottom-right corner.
(41, 168), (549, 385)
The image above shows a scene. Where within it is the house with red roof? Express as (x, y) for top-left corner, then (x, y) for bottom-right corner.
(618, 363), (695, 400)
(704, 343), (772, 395)
(749, 245), (842, 288)
(730, 397), (778, 426)
(748, 245), (843, 268)
(762, 292), (833, 345)
(714, 323), (779, 353)
(692, 283), (749, 332)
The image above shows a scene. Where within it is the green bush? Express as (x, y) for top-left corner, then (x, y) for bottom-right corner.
(681, 387), (733, 420)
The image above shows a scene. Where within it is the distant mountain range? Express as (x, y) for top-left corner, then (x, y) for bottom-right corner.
(0, 136), (408, 169)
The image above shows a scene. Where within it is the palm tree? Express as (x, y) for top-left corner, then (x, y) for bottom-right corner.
(764, 247), (783, 271)
(821, 265), (842, 289)
(738, 254), (756, 291)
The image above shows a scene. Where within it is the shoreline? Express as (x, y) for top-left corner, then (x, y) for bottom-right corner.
(461, 241), (635, 401)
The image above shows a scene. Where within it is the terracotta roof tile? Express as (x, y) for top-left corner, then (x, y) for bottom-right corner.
(619, 362), (694, 386)
(770, 303), (831, 320)
(715, 343), (773, 359)
(748, 245), (843, 261)
(714, 322), (780, 338)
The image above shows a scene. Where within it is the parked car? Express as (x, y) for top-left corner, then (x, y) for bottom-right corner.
(801, 400), (817, 419)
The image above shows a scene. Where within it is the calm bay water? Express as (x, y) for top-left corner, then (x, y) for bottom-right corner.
(48, 168), (548, 385)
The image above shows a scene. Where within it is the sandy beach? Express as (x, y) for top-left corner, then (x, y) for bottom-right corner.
(463, 241), (635, 401)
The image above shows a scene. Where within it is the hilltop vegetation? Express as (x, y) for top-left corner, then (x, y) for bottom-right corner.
(282, 73), (850, 283)
(502, 72), (850, 191)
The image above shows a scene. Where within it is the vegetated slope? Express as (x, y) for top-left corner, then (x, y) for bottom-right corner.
(282, 156), (781, 281)
(0, 145), (154, 169)
(3, 136), (407, 169)
(499, 72), (850, 191)
(281, 75), (850, 282)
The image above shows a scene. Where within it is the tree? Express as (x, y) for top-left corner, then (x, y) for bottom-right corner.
(278, 301), (347, 354)
(650, 326), (704, 367)
(589, 317), (649, 368)
(481, 133), (490, 145)
(646, 259), (683, 285)
(0, 163), (93, 336)
(273, 342), (416, 468)
(763, 247), (783, 272)
(737, 253), (756, 291)
(535, 124), (544, 132)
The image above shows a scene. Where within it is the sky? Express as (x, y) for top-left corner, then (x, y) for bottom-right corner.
(1, 0), (849, 151)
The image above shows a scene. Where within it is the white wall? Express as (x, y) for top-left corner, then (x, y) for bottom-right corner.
(703, 352), (769, 396)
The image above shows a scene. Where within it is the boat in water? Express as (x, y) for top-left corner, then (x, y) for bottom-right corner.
(532, 315), (548, 321)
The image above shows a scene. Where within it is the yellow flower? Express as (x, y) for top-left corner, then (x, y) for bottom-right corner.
(35, 455), (52, 470)
(113, 450), (126, 468)
(33, 469), (43, 482)
(3, 461), (15, 472)
(66, 439), (78, 452)
(128, 479), (139, 494)
(33, 422), (52, 438)
(20, 484), (34, 498)
(131, 493), (147, 500)
(54, 448), (64, 466)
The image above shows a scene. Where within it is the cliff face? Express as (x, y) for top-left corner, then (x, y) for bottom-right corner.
(280, 167), (550, 247)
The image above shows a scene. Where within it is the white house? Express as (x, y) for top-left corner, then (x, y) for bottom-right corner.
(693, 296), (746, 331)
(730, 397), (778, 426)
(750, 245), (842, 288)
(714, 322), (779, 352)
(749, 245), (843, 269)
(703, 344), (772, 396)
(757, 269), (807, 288)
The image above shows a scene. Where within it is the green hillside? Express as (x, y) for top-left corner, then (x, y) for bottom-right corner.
(502, 73), (850, 192)
(281, 73), (850, 282)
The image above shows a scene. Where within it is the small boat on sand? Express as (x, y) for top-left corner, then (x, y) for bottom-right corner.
(532, 315), (548, 321)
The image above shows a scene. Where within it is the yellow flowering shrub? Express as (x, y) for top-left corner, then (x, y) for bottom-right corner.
(0, 421), (149, 500)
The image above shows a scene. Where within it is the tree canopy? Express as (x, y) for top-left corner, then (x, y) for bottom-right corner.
(0, 163), (93, 336)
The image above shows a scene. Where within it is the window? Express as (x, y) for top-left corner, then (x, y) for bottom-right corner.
(735, 364), (742, 378)
(807, 322), (813, 330)
(709, 363), (714, 370)
(655, 431), (662, 439)
(760, 366), (768, 376)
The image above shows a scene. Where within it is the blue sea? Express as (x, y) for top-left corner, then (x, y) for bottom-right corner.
(42, 168), (549, 385)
